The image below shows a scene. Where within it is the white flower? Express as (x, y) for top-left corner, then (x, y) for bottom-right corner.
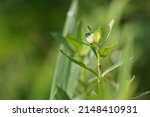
(86, 33), (94, 43)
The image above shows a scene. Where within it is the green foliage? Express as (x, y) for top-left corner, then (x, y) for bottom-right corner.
(51, 33), (71, 50)
(50, 0), (80, 99)
(101, 43), (117, 57)
(102, 61), (122, 77)
(132, 91), (150, 100)
(50, 0), (138, 100)
(55, 87), (70, 100)
(0, 0), (149, 100)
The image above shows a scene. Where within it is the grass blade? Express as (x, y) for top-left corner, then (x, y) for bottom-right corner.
(132, 91), (150, 99)
(51, 32), (71, 50)
(55, 86), (70, 100)
(50, 0), (79, 99)
(50, 51), (71, 99)
(63, 0), (78, 36)
(102, 61), (123, 77)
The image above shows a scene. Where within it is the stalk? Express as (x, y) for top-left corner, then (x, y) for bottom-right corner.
(93, 43), (102, 83)
(97, 51), (102, 83)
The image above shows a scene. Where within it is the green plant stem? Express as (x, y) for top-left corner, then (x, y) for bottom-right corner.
(97, 50), (102, 83)
(92, 43), (102, 84)
(96, 51), (102, 97)
(97, 62), (101, 83)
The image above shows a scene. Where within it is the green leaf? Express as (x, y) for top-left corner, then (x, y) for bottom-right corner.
(87, 77), (97, 85)
(63, 0), (78, 36)
(55, 86), (70, 100)
(65, 33), (92, 56)
(106, 19), (115, 40)
(50, 51), (72, 99)
(101, 43), (117, 57)
(87, 25), (91, 32)
(90, 46), (98, 58)
(93, 27), (102, 43)
(100, 19), (115, 47)
(132, 91), (150, 99)
(65, 33), (82, 54)
(129, 75), (135, 84)
(65, 33), (91, 47)
(60, 49), (98, 77)
(102, 61), (123, 77)
(76, 21), (83, 41)
(51, 32), (71, 50)
(50, 0), (79, 100)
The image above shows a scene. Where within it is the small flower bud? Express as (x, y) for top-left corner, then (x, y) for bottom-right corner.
(85, 33), (94, 43)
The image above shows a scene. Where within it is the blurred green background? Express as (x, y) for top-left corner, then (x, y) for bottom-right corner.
(0, 0), (150, 99)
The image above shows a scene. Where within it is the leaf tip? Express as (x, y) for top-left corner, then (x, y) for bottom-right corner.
(109, 19), (115, 28)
